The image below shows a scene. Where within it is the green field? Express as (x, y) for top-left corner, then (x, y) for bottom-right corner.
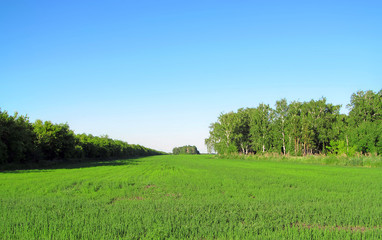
(1, 155), (382, 239)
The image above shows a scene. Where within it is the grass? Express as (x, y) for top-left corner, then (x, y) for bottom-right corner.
(1, 155), (382, 239)
(217, 153), (382, 168)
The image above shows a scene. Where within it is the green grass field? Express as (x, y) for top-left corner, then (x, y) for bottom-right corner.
(1, 155), (382, 239)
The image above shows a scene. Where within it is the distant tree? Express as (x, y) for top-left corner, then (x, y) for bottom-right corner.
(347, 121), (382, 155)
(0, 109), (35, 164)
(172, 145), (200, 155)
(205, 89), (381, 156)
(205, 112), (238, 154)
(75, 134), (161, 159)
(274, 99), (289, 155)
(347, 90), (382, 154)
(0, 108), (163, 167)
(249, 104), (274, 153)
(285, 101), (302, 155)
(314, 99), (341, 154)
(33, 120), (77, 160)
(233, 108), (251, 154)
(348, 90), (382, 124)
(298, 98), (341, 155)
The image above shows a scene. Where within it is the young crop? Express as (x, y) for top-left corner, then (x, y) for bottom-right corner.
(0, 155), (381, 239)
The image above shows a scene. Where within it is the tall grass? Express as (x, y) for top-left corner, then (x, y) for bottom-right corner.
(217, 153), (382, 167)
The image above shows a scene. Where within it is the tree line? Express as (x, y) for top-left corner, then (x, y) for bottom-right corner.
(205, 90), (382, 156)
(0, 111), (163, 165)
(172, 145), (200, 155)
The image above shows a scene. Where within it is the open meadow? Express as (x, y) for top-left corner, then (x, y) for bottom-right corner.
(1, 155), (382, 239)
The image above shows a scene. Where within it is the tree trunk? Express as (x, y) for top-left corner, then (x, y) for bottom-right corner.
(322, 142), (325, 154)
(297, 138), (300, 154)
(282, 132), (286, 155)
(303, 142), (306, 156)
(346, 135), (349, 153)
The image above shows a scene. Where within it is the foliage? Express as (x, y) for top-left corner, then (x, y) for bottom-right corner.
(347, 90), (382, 155)
(172, 145), (200, 155)
(248, 104), (274, 153)
(0, 109), (36, 164)
(0, 109), (162, 166)
(206, 89), (382, 156)
(1, 155), (381, 239)
(326, 140), (357, 157)
(33, 120), (77, 160)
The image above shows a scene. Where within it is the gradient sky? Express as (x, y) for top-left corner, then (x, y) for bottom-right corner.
(1, 1), (381, 153)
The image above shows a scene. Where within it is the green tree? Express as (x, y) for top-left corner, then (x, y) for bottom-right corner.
(172, 145), (200, 155)
(233, 108), (251, 154)
(347, 89), (382, 154)
(33, 120), (76, 160)
(249, 104), (274, 153)
(348, 90), (382, 124)
(0, 110), (36, 164)
(274, 99), (289, 155)
(286, 101), (303, 155)
(205, 112), (238, 154)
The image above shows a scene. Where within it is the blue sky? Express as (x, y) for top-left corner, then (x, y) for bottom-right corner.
(1, 1), (381, 153)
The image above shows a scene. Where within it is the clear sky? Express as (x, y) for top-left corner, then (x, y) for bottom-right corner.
(1, 1), (381, 153)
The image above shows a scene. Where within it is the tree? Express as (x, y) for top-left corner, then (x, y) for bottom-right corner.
(205, 112), (238, 154)
(0, 110), (36, 164)
(274, 99), (289, 155)
(0, 108), (163, 167)
(232, 108), (251, 154)
(172, 145), (200, 155)
(348, 90), (382, 124)
(347, 90), (382, 154)
(314, 99), (341, 154)
(204, 89), (382, 156)
(33, 120), (77, 160)
(249, 104), (274, 153)
(348, 121), (382, 154)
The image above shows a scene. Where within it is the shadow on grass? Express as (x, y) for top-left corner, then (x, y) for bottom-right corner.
(0, 156), (149, 173)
